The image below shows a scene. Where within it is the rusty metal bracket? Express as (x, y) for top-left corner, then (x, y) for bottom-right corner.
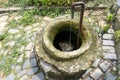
(71, 2), (85, 48)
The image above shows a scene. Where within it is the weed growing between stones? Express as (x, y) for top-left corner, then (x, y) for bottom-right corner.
(114, 30), (120, 42)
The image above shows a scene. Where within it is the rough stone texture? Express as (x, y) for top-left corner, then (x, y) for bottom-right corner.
(32, 23), (39, 27)
(102, 46), (116, 53)
(82, 68), (92, 78)
(30, 58), (37, 67)
(17, 70), (27, 78)
(25, 43), (34, 51)
(104, 71), (117, 80)
(35, 17), (100, 78)
(5, 41), (15, 47)
(27, 67), (38, 76)
(20, 75), (28, 80)
(0, 15), (8, 21)
(92, 59), (101, 67)
(103, 40), (115, 46)
(8, 29), (19, 34)
(15, 16), (22, 20)
(32, 72), (45, 80)
(15, 66), (21, 73)
(90, 68), (103, 80)
(84, 77), (93, 80)
(40, 60), (52, 73)
(25, 51), (36, 58)
(0, 22), (7, 32)
(6, 74), (15, 80)
(107, 29), (114, 34)
(99, 61), (111, 72)
(23, 59), (30, 69)
(17, 54), (24, 62)
(104, 53), (117, 60)
(102, 34), (114, 40)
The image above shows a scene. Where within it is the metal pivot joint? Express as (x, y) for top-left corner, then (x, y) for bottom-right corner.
(71, 2), (85, 48)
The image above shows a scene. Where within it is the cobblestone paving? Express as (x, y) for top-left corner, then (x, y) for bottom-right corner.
(0, 11), (118, 80)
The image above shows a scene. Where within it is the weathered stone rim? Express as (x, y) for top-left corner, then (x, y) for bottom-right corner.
(42, 20), (93, 60)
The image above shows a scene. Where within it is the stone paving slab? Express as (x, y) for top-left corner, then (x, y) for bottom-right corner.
(102, 46), (116, 53)
(104, 53), (117, 60)
(90, 68), (103, 80)
(102, 34), (114, 40)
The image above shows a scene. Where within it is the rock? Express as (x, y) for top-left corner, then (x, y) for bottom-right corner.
(15, 16), (22, 20)
(33, 27), (39, 32)
(15, 34), (22, 39)
(104, 71), (117, 80)
(6, 74), (15, 80)
(23, 58), (37, 69)
(90, 68), (103, 80)
(4, 49), (9, 55)
(4, 41), (15, 47)
(0, 15), (8, 22)
(25, 43), (34, 51)
(32, 72), (45, 80)
(25, 51), (36, 58)
(82, 68), (92, 78)
(102, 34), (113, 40)
(22, 59), (31, 69)
(30, 32), (37, 41)
(103, 40), (114, 46)
(17, 70), (27, 78)
(8, 29), (19, 34)
(43, 16), (53, 21)
(17, 54), (24, 63)
(40, 60), (52, 73)
(20, 46), (25, 52)
(102, 46), (115, 53)
(99, 61), (111, 72)
(24, 26), (32, 31)
(32, 23), (39, 27)
(20, 75), (28, 80)
(104, 53), (117, 60)
(15, 66), (21, 73)
(30, 58), (37, 67)
(0, 22), (7, 32)
(92, 59), (101, 67)
(27, 67), (38, 76)
(10, 65), (15, 70)
(84, 77), (93, 80)
(107, 29), (114, 34)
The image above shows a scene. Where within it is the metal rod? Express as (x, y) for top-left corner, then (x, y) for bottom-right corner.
(71, 2), (85, 48)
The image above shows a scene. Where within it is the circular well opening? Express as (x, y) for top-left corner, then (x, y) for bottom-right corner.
(53, 31), (82, 52)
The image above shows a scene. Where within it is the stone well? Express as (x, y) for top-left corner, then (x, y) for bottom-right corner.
(34, 16), (100, 80)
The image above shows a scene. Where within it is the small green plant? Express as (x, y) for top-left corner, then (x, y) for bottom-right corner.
(101, 24), (109, 34)
(114, 30), (120, 42)
(106, 13), (115, 23)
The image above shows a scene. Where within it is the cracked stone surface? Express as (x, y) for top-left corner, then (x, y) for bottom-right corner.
(103, 40), (115, 46)
(99, 61), (111, 72)
(90, 68), (103, 80)
(102, 34), (114, 40)
(102, 46), (116, 53)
